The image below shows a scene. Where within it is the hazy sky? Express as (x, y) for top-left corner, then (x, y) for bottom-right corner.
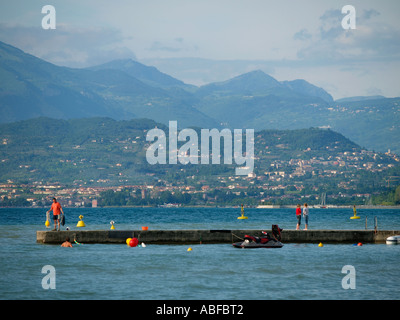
(1, 0), (399, 99)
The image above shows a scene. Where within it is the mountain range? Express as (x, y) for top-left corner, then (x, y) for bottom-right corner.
(0, 40), (399, 154)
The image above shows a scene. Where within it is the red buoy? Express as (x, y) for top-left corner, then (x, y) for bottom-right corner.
(129, 238), (139, 247)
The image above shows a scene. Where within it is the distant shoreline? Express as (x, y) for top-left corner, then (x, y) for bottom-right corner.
(1, 205), (400, 209)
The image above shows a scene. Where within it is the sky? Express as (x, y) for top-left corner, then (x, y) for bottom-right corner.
(0, 0), (399, 99)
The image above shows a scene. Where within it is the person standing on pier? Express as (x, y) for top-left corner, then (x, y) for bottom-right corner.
(303, 203), (309, 230)
(47, 198), (64, 231)
(296, 204), (302, 230)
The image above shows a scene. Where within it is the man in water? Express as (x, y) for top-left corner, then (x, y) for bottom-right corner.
(61, 237), (72, 247)
(47, 198), (64, 231)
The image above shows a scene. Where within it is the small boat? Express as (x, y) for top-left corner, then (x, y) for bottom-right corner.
(233, 225), (283, 248)
(386, 235), (400, 245)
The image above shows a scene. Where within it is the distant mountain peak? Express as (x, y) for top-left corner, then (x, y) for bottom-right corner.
(88, 58), (188, 88)
(239, 69), (268, 76)
(197, 69), (282, 97)
(92, 58), (146, 70)
(281, 79), (334, 103)
(227, 69), (280, 83)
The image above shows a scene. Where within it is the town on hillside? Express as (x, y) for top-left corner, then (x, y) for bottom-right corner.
(1, 148), (399, 208)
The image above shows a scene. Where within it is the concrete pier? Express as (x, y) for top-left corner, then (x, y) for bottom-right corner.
(36, 229), (400, 245)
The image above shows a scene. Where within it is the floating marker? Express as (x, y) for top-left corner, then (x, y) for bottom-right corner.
(45, 212), (50, 228)
(350, 205), (360, 219)
(318, 242), (323, 247)
(238, 204), (248, 220)
(128, 238), (139, 247)
(187, 247), (192, 251)
(77, 215), (86, 227)
(110, 220), (115, 230)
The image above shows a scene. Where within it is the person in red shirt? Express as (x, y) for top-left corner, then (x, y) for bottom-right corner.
(47, 198), (64, 231)
(295, 204), (302, 230)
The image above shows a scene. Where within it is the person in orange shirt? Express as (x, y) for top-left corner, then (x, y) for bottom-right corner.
(47, 198), (64, 231)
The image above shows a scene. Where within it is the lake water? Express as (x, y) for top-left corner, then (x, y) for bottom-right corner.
(0, 207), (399, 300)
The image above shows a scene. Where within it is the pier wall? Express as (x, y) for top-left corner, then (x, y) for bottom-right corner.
(36, 229), (400, 245)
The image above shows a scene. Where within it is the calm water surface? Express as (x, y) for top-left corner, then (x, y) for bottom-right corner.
(0, 207), (399, 300)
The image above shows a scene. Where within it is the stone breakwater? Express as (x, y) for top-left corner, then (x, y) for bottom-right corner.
(36, 229), (400, 244)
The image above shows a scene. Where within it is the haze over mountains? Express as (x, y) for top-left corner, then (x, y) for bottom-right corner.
(0, 41), (399, 154)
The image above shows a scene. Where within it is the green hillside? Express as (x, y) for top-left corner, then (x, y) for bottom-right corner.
(1, 117), (399, 205)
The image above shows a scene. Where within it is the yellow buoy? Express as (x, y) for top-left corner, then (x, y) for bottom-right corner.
(187, 247), (192, 252)
(45, 212), (50, 227)
(126, 238), (132, 245)
(318, 242), (323, 247)
(238, 204), (248, 220)
(77, 215), (86, 227)
(110, 220), (115, 230)
(350, 205), (360, 219)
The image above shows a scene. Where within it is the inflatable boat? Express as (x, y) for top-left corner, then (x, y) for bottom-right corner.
(386, 235), (400, 245)
(233, 225), (283, 248)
